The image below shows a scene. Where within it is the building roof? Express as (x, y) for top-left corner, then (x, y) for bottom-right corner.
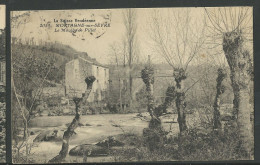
(78, 56), (109, 68)
(66, 53), (109, 68)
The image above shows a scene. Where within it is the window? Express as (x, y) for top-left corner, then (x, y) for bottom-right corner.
(74, 68), (78, 78)
(104, 80), (107, 89)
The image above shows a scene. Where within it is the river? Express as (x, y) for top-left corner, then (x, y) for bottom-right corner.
(26, 113), (192, 163)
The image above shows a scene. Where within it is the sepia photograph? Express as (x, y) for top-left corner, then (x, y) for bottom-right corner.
(10, 7), (253, 163)
(0, 4), (6, 163)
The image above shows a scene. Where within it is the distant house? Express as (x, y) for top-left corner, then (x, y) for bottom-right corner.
(108, 64), (174, 105)
(65, 56), (109, 102)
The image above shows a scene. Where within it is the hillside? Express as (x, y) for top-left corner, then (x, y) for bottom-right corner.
(11, 41), (100, 84)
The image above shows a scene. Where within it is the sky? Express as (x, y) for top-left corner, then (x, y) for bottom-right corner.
(0, 5), (5, 30)
(11, 7), (253, 66)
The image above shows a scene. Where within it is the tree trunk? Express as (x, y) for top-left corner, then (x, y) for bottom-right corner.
(119, 79), (123, 112)
(48, 98), (82, 163)
(129, 34), (133, 109)
(141, 67), (164, 151)
(154, 86), (176, 117)
(174, 68), (188, 134)
(49, 76), (96, 163)
(237, 89), (253, 156)
(129, 74), (133, 108)
(213, 68), (226, 130)
(23, 120), (29, 162)
(23, 120), (28, 141)
(232, 92), (239, 119)
(141, 67), (157, 121)
(146, 81), (155, 119)
(223, 31), (253, 159)
(175, 91), (187, 133)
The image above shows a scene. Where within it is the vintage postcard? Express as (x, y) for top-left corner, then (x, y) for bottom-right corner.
(0, 4), (6, 163)
(11, 7), (253, 163)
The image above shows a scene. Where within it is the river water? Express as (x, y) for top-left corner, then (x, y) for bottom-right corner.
(27, 113), (189, 163)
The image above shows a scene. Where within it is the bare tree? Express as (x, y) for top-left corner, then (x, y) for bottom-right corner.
(196, 44), (230, 130)
(148, 8), (206, 134)
(141, 65), (176, 151)
(204, 7), (253, 159)
(108, 42), (124, 111)
(49, 76), (96, 163)
(11, 43), (56, 162)
(122, 9), (139, 108)
(10, 12), (62, 162)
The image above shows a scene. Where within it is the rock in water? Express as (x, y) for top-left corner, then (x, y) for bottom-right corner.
(65, 122), (84, 127)
(85, 123), (92, 126)
(33, 129), (58, 142)
(69, 144), (108, 156)
(95, 136), (124, 148)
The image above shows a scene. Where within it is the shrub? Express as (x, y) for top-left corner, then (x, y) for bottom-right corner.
(45, 96), (61, 107)
(170, 125), (247, 161)
(135, 87), (148, 109)
(111, 120), (246, 161)
(106, 103), (118, 114)
(111, 133), (175, 162)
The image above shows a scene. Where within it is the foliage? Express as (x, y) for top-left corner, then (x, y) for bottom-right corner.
(12, 44), (57, 123)
(135, 87), (148, 109)
(106, 103), (118, 114)
(173, 68), (187, 88)
(45, 96), (61, 107)
(153, 86), (176, 117)
(141, 66), (154, 85)
(164, 86), (176, 108)
(174, 127), (247, 160)
(11, 42), (64, 162)
(12, 44), (64, 83)
(112, 124), (247, 161)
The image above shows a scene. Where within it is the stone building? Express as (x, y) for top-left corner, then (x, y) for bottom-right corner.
(108, 64), (174, 106)
(65, 56), (109, 102)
